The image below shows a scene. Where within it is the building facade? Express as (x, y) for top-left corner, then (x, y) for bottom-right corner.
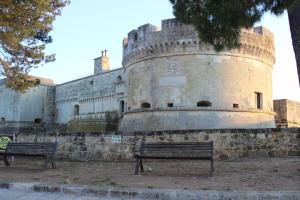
(0, 18), (286, 133)
(274, 99), (300, 128)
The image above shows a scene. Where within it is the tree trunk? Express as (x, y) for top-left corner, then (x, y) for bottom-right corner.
(288, 0), (300, 86)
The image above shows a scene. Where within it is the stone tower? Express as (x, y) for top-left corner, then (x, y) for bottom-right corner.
(120, 18), (276, 132)
(94, 50), (110, 74)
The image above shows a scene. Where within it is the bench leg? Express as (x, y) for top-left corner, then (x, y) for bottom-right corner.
(4, 156), (10, 167)
(134, 159), (140, 175)
(51, 158), (56, 169)
(140, 159), (144, 172)
(43, 157), (49, 169)
(210, 158), (214, 176)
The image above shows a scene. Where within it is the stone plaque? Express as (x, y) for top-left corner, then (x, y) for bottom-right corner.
(159, 76), (186, 86)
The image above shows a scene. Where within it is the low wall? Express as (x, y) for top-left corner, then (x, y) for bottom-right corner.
(14, 128), (300, 161)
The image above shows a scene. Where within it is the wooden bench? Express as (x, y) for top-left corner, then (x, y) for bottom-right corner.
(133, 141), (214, 176)
(0, 142), (58, 169)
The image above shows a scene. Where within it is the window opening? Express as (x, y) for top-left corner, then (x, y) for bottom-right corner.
(141, 102), (151, 108)
(255, 92), (263, 109)
(120, 100), (125, 113)
(117, 76), (122, 82)
(34, 118), (42, 124)
(74, 104), (80, 115)
(134, 33), (138, 41)
(167, 103), (174, 108)
(197, 101), (212, 107)
(233, 104), (239, 108)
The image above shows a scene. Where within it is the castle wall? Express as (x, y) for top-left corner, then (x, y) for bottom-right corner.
(274, 99), (300, 127)
(55, 68), (125, 124)
(0, 79), (54, 125)
(121, 19), (276, 131)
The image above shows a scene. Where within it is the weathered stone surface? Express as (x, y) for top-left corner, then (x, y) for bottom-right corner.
(121, 19), (276, 132)
(13, 128), (300, 161)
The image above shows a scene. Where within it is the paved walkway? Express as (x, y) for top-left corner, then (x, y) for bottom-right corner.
(0, 188), (114, 200)
(0, 182), (299, 200)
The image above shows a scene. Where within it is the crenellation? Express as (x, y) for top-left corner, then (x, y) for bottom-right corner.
(123, 19), (275, 69)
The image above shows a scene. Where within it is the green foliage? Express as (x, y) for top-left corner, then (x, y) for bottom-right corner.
(170, 0), (296, 51)
(0, 0), (69, 92)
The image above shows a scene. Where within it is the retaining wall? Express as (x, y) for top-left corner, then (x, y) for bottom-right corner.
(11, 128), (300, 161)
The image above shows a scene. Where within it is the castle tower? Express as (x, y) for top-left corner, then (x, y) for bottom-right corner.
(94, 50), (110, 74)
(120, 18), (276, 132)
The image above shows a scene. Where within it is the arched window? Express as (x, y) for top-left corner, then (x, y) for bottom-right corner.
(141, 102), (151, 109)
(197, 101), (212, 107)
(74, 105), (79, 115)
(34, 118), (42, 124)
(117, 76), (122, 82)
(120, 100), (125, 113)
(134, 33), (138, 41)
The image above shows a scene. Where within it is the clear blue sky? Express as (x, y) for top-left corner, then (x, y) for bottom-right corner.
(30, 0), (300, 102)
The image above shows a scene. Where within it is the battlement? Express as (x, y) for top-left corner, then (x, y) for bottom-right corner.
(122, 18), (275, 68)
(161, 18), (184, 28)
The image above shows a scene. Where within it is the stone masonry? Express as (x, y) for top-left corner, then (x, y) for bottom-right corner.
(14, 128), (300, 161)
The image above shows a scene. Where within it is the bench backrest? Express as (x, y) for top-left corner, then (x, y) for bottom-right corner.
(5, 142), (58, 156)
(136, 141), (213, 158)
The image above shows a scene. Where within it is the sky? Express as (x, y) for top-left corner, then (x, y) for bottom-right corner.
(29, 0), (300, 102)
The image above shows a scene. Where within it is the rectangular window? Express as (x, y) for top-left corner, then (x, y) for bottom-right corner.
(255, 92), (263, 109)
(233, 104), (239, 108)
(167, 103), (174, 108)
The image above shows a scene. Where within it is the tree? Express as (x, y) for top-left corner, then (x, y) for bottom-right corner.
(170, 0), (300, 85)
(0, 0), (69, 92)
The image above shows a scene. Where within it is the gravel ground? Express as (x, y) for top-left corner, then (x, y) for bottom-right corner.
(0, 157), (299, 191)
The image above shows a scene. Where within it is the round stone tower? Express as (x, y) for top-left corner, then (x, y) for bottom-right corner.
(120, 18), (276, 132)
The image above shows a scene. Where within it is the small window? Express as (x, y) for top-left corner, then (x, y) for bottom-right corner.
(197, 101), (212, 107)
(255, 92), (263, 109)
(127, 107), (131, 111)
(134, 33), (138, 41)
(233, 104), (239, 108)
(74, 105), (80, 115)
(120, 100), (125, 113)
(167, 103), (174, 108)
(34, 118), (42, 124)
(117, 76), (122, 82)
(141, 102), (151, 108)
(89, 80), (94, 85)
(1, 117), (5, 122)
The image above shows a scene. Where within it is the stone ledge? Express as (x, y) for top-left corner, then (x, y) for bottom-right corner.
(0, 182), (299, 200)
(123, 107), (276, 115)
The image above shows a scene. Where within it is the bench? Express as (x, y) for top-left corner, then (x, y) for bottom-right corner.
(133, 141), (214, 176)
(0, 142), (58, 169)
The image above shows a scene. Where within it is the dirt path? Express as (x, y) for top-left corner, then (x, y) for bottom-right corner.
(0, 157), (299, 191)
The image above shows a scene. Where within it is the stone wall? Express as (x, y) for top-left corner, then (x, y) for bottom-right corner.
(0, 80), (54, 125)
(55, 68), (125, 124)
(14, 128), (299, 161)
(121, 19), (276, 132)
(274, 99), (300, 127)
